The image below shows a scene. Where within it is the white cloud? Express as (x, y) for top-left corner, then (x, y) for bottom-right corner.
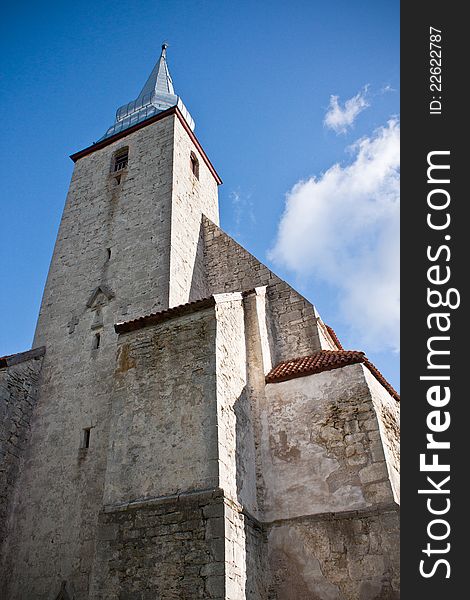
(269, 119), (400, 352)
(324, 87), (369, 134)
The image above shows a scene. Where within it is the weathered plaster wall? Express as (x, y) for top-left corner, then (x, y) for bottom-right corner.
(244, 514), (267, 600)
(262, 364), (395, 522)
(104, 306), (219, 505)
(363, 367), (400, 503)
(202, 217), (326, 362)
(267, 507), (400, 600)
(0, 351), (44, 551)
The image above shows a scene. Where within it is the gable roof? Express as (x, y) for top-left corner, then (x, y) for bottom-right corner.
(266, 350), (399, 401)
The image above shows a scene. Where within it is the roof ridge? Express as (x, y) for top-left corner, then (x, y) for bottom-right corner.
(266, 349), (399, 402)
(0, 346), (46, 368)
(114, 296), (216, 334)
(325, 324), (344, 350)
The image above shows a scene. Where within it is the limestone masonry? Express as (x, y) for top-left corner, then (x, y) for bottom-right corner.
(0, 45), (400, 599)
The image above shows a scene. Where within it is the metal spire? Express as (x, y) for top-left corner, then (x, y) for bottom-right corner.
(137, 42), (175, 100)
(99, 42), (194, 141)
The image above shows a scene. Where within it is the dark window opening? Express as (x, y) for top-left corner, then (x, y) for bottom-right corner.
(93, 332), (101, 349)
(82, 428), (91, 449)
(113, 148), (128, 172)
(106, 248), (111, 261)
(190, 152), (199, 180)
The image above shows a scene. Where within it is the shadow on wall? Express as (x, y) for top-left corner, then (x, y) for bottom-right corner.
(188, 221), (209, 302)
(234, 385), (268, 599)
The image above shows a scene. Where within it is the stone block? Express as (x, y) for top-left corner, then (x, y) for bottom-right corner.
(359, 462), (388, 485)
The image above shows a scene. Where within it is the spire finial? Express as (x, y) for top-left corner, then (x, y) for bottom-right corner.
(99, 40), (195, 141)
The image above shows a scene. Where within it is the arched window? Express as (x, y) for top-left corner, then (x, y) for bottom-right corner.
(190, 152), (199, 180)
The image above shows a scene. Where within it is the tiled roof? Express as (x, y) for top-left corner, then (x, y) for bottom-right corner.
(325, 324), (343, 350)
(115, 297), (216, 334)
(266, 350), (399, 401)
(0, 346), (46, 369)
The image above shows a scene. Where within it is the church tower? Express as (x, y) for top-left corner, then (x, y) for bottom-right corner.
(1, 45), (400, 600)
(2, 44), (220, 598)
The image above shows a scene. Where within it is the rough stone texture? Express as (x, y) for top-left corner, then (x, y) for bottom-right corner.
(214, 294), (248, 505)
(1, 96), (400, 598)
(90, 488), (265, 600)
(0, 352), (44, 549)
(267, 508), (400, 600)
(262, 364), (395, 521)
(363, 367), (400, 503)
(170, 117), (219, 306)
(0, 112), (220, 599)
(202, 217), (338, 363)
(90, 488), (227, 599)
(91, 293), (264, 599)
(105, 304), (219, 505)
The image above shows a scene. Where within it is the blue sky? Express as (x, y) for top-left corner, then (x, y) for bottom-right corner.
(0, 0), (399, 389)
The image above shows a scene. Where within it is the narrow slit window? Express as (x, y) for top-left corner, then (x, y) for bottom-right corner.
(82, 428), (91, 449)
(106, 248), (111, 261)
(93, 332), (101, 349)
(190, 152), (199, 180)
(113, 148), (128, 172)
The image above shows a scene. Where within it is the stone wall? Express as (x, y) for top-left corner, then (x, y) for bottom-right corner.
(262, 364), (396, 522)
(2, 92), (399, 597)
(267, 507), (400, 600)
(90, 488), (227, 599)
(214, 294), (249, 505)
(170, 116), (219, 306)
(104, 305), (219, 506)
(0, 349), (44, 550)
(97, 293), (269, 599)
(363, 367), (400, 503)
(202, 217), (332, 362)
(34, 115), (175, 344)
(1, 111), (222, 599)
(2, 114), (224, 600)
(90, 488), (266, 600)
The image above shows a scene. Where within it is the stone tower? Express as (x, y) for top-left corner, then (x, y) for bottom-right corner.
(0, 45), (400, 599)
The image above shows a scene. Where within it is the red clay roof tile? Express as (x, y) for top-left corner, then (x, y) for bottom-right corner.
(114, 296), (216, 334)
(325, 324), (343, 350)
(266, 350), (399, 401)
